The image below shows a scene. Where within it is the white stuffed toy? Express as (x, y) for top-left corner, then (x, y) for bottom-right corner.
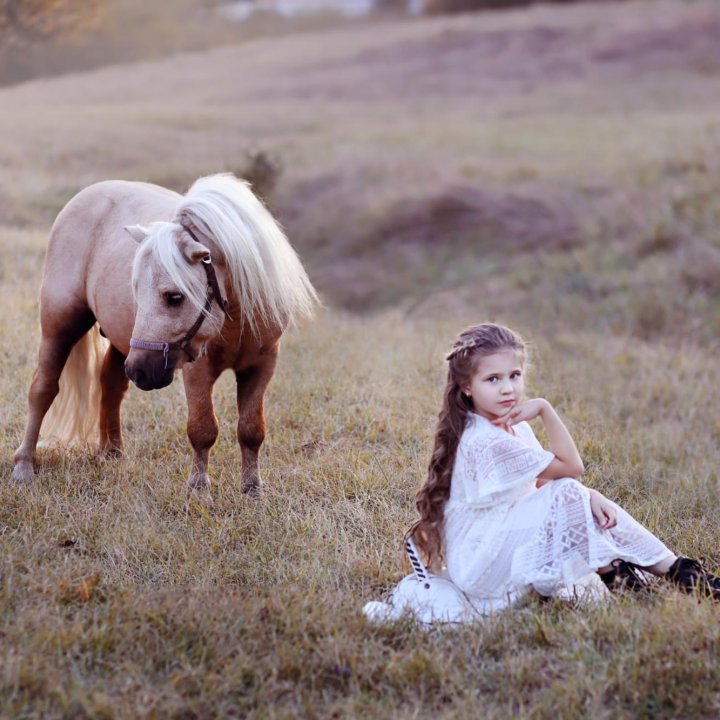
(363, 537), (608, 625)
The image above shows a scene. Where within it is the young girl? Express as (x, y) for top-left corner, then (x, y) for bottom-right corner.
(366, 323), (720, 622)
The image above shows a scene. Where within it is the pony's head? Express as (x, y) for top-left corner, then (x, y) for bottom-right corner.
(124, 221), (229, 390)
(124, 173), (318, 391)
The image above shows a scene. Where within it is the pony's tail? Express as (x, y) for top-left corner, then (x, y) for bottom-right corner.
(39, 325), (109, 446)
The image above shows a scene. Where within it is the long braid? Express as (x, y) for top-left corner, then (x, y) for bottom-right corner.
(407, 323), (526, 568)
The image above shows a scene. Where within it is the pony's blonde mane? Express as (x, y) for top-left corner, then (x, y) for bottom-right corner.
(181, 173), (318, 335)
(132, 173), (318, 336)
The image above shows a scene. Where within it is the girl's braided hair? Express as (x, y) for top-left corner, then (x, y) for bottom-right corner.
(406, 323), (526, 568)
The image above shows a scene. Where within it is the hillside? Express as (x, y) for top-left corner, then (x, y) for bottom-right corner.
(1, 0), (719, 321)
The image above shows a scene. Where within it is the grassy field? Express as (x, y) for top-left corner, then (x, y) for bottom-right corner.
(3, 0), (720, 717)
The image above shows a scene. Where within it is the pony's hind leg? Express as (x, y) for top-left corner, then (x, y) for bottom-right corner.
(99, 345), (130, 458)
(235, 353), (278, 498)
(183, 361), (221, 503)
(12, 311), (96, 482)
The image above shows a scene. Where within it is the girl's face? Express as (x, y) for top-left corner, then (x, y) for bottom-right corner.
(463, 350), (524, 421)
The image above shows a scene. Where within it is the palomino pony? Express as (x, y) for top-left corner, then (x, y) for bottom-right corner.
(12, 174), (318, 499)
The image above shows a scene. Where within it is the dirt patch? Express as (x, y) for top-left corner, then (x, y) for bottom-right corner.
(300, 185), (579, 309)
(374, 186), (578, 253)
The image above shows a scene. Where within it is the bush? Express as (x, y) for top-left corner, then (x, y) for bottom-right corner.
(0, 0), (236, 87)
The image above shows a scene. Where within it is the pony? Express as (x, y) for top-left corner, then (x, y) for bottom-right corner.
(11, 173), (318, 500)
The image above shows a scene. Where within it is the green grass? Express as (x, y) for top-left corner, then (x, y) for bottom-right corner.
(3, 0), (720, 716)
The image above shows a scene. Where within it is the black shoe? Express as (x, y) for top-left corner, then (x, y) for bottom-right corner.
(599, 559), (649, 593)
(666, 557), (720, 601)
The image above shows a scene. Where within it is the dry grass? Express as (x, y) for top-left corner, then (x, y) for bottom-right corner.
(3, 0), (720, 716)
(4, 279), (720, 717)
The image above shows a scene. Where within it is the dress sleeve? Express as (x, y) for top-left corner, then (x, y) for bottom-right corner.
(461, 428), (555, 504)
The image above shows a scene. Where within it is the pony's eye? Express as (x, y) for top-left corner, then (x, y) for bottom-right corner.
(164, 292), (185, 307)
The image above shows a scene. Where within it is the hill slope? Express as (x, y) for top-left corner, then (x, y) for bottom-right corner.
(1, 0), (719, 323)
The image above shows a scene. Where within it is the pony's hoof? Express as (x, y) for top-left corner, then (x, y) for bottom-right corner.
(11, 461), (34, 484)
(242, 479), (262, 499)
(98, 446), (124, 461)
(188, 473), (214, 506)
(188, 486), (214, 506)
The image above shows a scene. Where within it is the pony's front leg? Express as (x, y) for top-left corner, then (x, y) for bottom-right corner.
(183, 361), (221, 503)
(236, 352), (278, 497)
(99, 345), (129, 458)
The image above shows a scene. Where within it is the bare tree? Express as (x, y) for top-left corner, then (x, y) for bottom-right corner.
(0, 0), (104, 47)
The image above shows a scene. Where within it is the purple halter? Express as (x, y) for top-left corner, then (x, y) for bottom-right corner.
(129, 225), (231, 366)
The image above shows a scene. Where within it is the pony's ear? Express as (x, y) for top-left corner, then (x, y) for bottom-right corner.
(180, 236), (211, 264)
(124, 224), (150, 243)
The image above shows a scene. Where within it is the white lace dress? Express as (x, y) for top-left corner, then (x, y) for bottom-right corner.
(443, 413), (673, 612)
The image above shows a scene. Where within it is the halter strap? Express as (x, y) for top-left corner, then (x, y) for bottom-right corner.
(129, 224), (231, 366)
(183, 225), (231, 319)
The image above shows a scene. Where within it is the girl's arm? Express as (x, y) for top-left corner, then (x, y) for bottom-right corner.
(494, 398), (584, 480)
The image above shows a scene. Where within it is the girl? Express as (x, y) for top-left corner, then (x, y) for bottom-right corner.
(368, 323), (720, 622)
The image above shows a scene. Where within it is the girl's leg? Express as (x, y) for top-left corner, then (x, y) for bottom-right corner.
(549, 482), (720, 599)
(514, 480), (667, 595)
(645, 555), (677, 575)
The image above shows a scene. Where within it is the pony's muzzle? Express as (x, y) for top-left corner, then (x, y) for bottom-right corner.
(124, 350), (179, 391)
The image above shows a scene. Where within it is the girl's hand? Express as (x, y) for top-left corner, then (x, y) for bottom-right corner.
(492, 398), (549, 427)
(589, 490), (618, 531)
